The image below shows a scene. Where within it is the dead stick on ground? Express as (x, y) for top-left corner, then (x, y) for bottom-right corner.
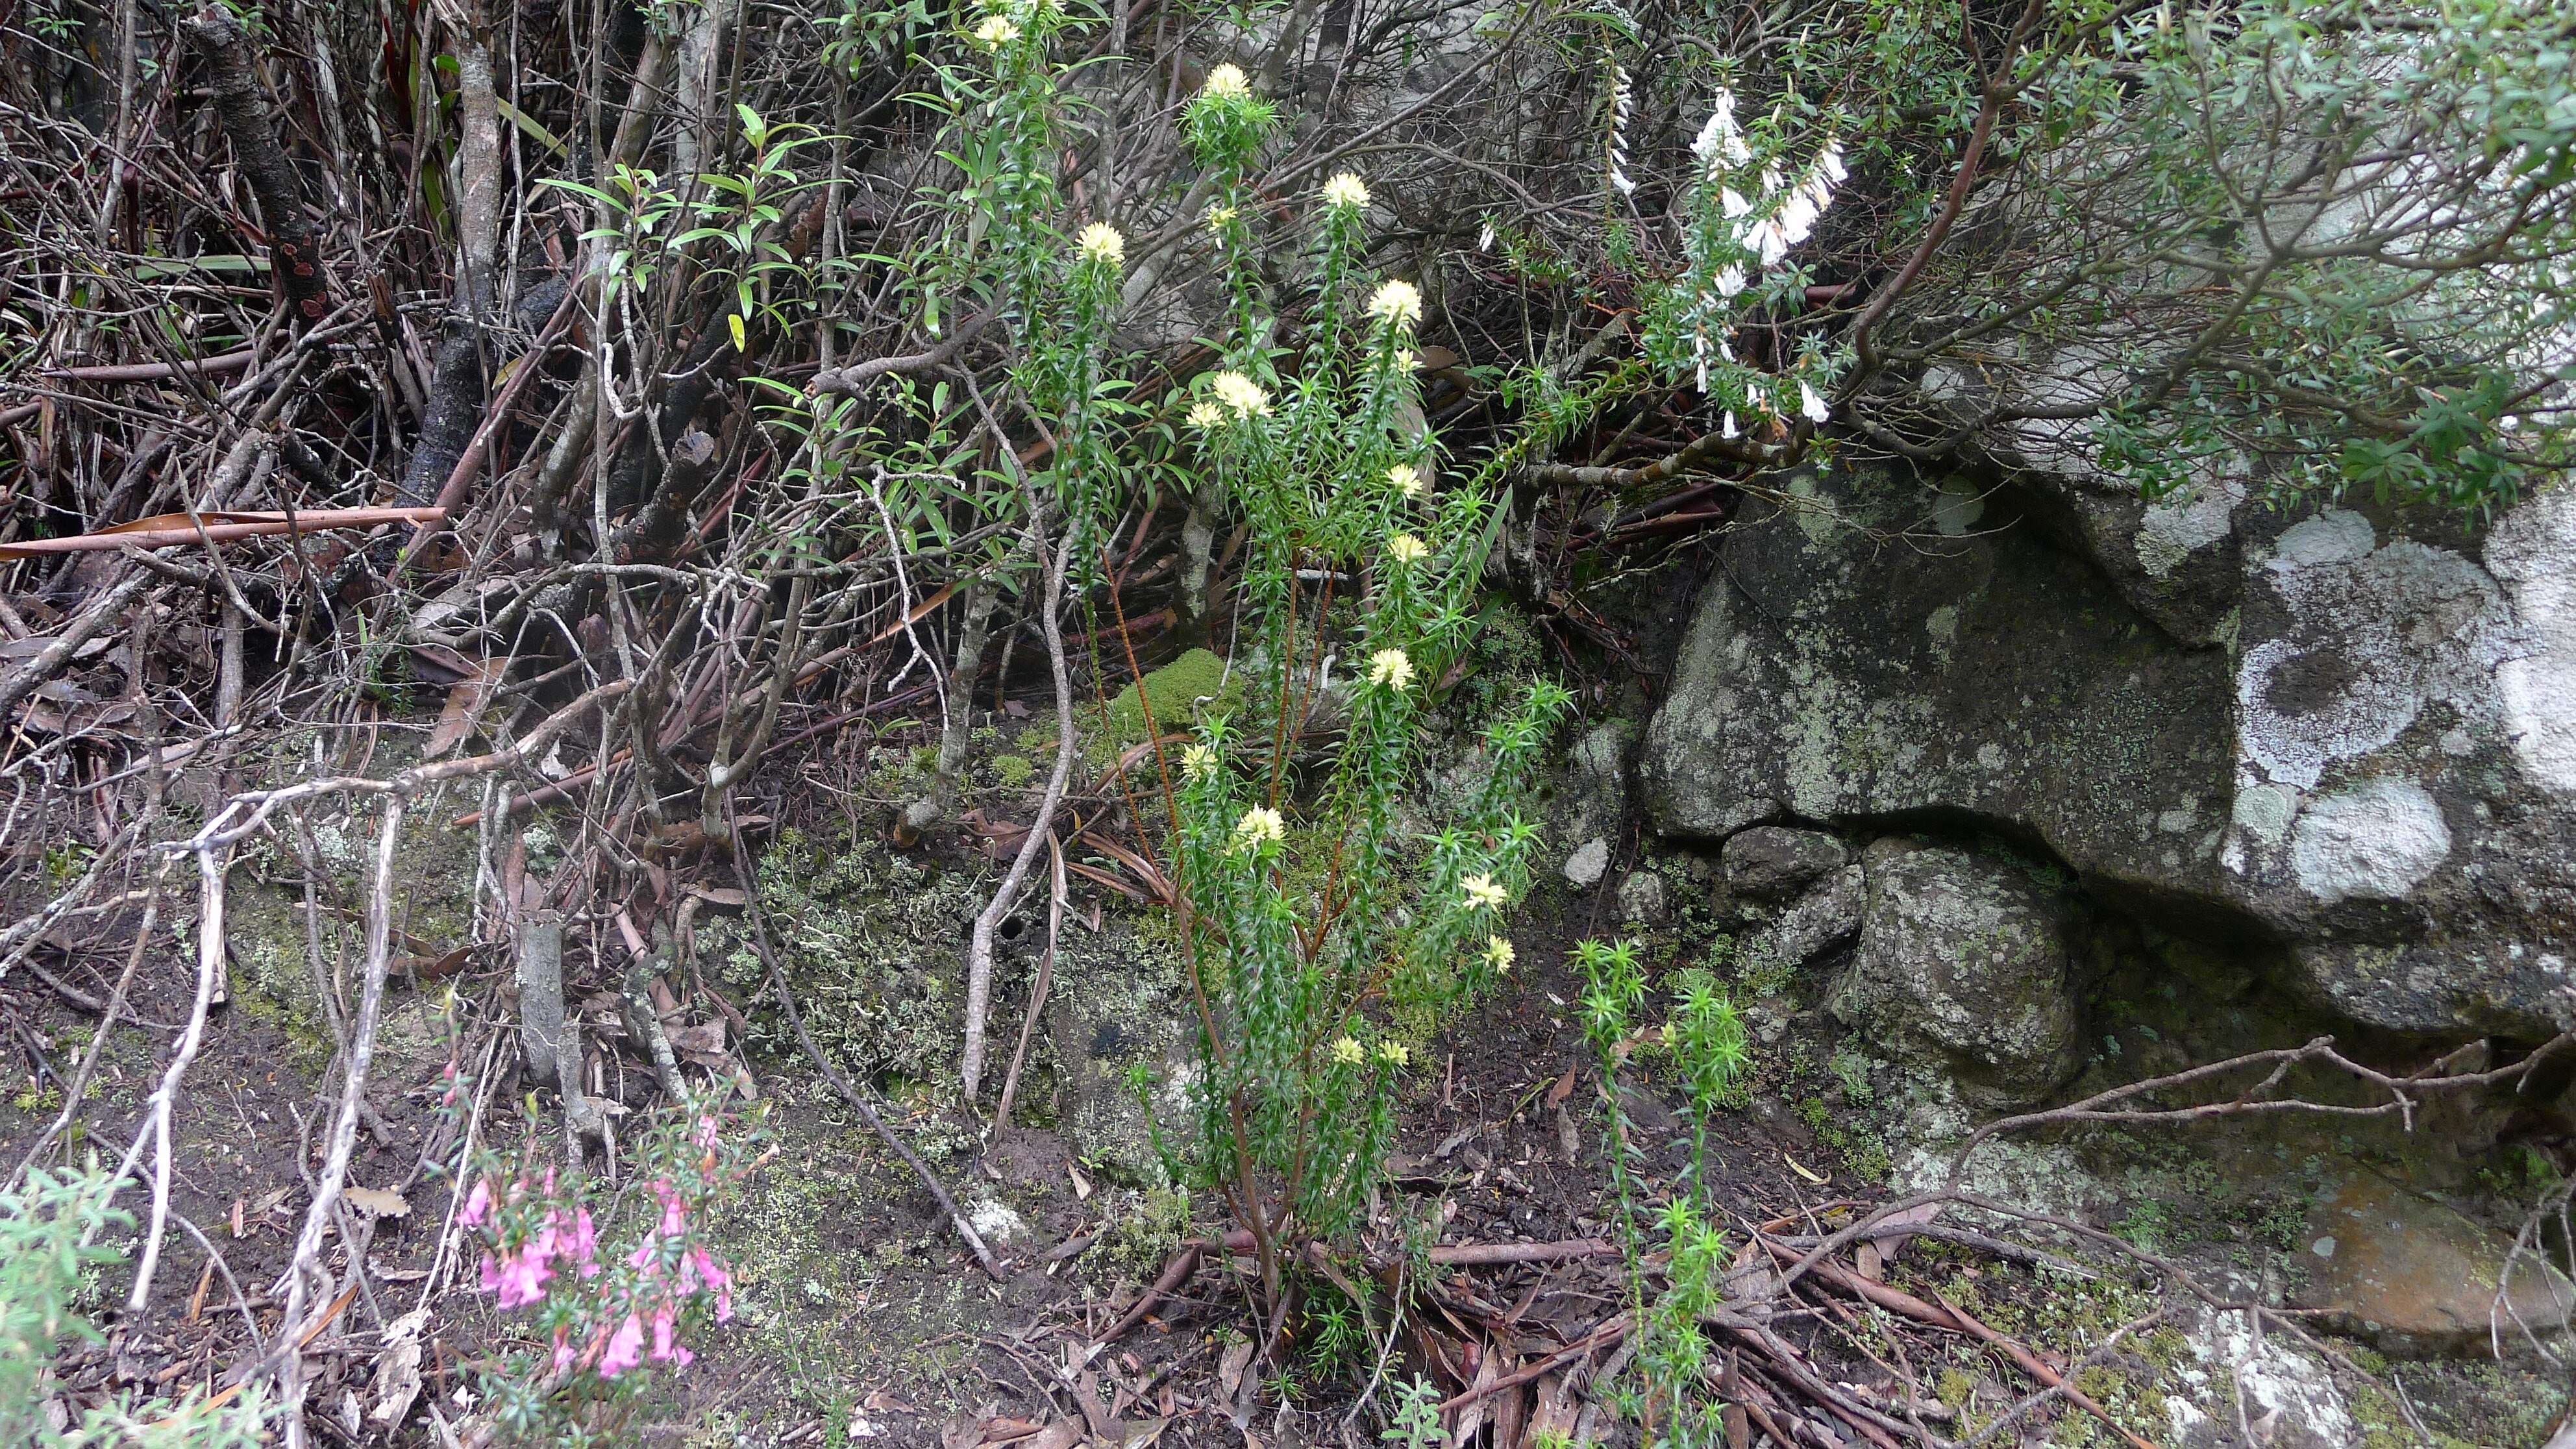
(0, 569), (149, 721)
(722, 804), (1003, 1280)
(1733, 1324), (1909, 1449)
(992, 829), (1066, 1131)
(270, 799), (408, 1426)
(1758, 1235), (2160, 1449)
(1098, 1244), (1204, 1345)
(1752, 1237), (2153, 1433)
(1439, 1315), (1629, 1412)
(960, 497), (1078, 1102)
(110, 842), (232, 1309)
(6, 867), (167, 1193)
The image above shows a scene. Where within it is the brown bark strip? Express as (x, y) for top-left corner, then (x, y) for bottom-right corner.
(0, 508), (444, 558)
(180, 8), (329, 325)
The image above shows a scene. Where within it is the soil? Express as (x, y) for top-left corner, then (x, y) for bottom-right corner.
(4, 702), (2566, 1449)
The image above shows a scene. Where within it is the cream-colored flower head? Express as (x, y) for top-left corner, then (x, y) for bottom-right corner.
(1074, 222), (1124, 267)
(1205, 202), (1237, 231)
(1186, 400), (1226, 430)
(1320, 173), (1371, 210)
(1200, 64), (1252, 99)
(1181, 742), (1218, 780)
(1367, 279), (1423, 329)
(1367, 648), (1415, 690)
(1394, 349), (1420, 372)
(1386, 462), (1424, 497)
(1209, 370), (1271, 419)
(1233, 805), (1285, 851)
(1330, 1036), (1365, 1065)
(1484, 935), (1515, 973)
(1376, 1040), (1409, 1067)
(1462, 873), (1507, 909)
(972, 14), (1019, 46)
(1387, 532), (1427, 564)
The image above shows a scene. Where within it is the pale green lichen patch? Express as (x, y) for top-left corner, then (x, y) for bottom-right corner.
(704, 828), (989, 1090)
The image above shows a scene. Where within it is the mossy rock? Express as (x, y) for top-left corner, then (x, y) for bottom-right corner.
(1103, 648), (1235, 750)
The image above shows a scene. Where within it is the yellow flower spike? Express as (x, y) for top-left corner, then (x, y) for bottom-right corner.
(1367, 648), (1415, 690)
(1233, 805), (1285, 851)
(1320, 173), (1371, 210)
(1200, 64), (1252, 100)
(1331, 1037), (1366, 1066)
(1367, 279), (1422, 329)
(1462, 874), (1507, 909)
(1209, 370), (1271, 419)
(1074, 222), (1126, 267)
(1484, 935), (1515, 973)
(1387, 532), (1427, 564)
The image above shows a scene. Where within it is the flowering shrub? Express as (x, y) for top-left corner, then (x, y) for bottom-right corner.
(1639, 84), (1849, 428)
(1146, 60), (1572, 1291)
(836, 0), (1571, 1314)
(460, 1109), (762, 1431)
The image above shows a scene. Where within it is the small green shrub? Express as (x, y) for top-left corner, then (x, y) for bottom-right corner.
(2, 1162), (267, 1448)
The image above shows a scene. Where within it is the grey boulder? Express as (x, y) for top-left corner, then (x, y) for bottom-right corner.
(1830, 839), (2083, 1107)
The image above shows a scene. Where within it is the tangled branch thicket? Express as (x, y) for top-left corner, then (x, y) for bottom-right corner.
(4, 0), (2576, 1439)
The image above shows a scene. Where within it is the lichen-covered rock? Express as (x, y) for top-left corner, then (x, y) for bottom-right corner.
(1721, 825), (1847, 900)
(1642, 457), (2576, 1043)
(1557, 720), (1633, 846)
(2216, 499), (2576, 1034)
(1639, 462), (2235, 906)
(1746, 863), (1863, 969)
(1562, 837), (1610, 888)
(1831, 839), (2081, 1106)
(1614, 869), (1669, 924)
(2161, 1303), (2355, 1449)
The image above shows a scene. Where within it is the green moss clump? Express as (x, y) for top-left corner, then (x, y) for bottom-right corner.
(988, 754), (1035, 789)
(1104, 648), (1233, 749)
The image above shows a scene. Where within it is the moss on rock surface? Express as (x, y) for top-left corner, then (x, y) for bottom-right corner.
(710, 1101), (990, 1416)
(1103, 647), (1233, 749)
